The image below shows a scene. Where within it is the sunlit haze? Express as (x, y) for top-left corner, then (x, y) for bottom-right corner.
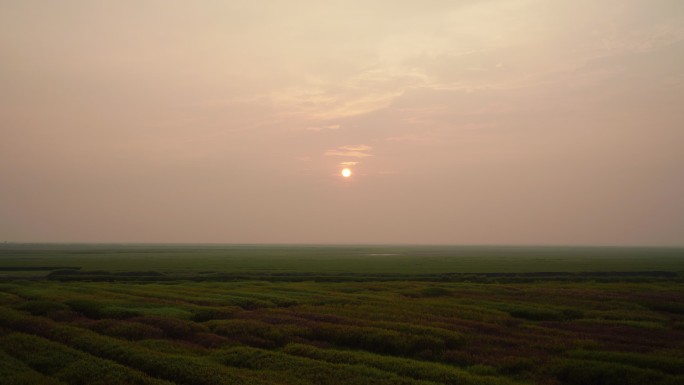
(1, 1), (683, 245)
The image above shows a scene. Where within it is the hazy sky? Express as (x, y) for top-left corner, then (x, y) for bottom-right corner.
(1, 0), (683, 245)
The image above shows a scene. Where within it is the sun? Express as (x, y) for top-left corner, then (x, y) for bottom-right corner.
(341, 168), (352, 178)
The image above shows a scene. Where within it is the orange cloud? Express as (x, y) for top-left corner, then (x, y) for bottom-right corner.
(325, 144), (373, 158)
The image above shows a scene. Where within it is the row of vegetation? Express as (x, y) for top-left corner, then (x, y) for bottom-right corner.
(36, 269), (683, 283)
(1, 276), (684, 384)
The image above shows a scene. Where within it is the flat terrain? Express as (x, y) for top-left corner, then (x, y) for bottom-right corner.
(1, 244), (683, 385)
(2, 244), (684, 277)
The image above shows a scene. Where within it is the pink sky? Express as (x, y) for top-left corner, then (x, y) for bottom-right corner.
(1, 0), (683, 245)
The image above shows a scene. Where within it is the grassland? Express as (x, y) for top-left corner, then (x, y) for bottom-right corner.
(1, 244), (683, 385)
(2, 244), (684, 278)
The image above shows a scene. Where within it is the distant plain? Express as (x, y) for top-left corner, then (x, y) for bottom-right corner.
(2, 244), (683, 277)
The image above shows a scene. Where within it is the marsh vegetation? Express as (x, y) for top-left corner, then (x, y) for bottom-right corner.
(1, 245), (683, 384)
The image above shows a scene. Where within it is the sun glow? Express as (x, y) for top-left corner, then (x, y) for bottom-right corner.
(341, 168), (352, 178)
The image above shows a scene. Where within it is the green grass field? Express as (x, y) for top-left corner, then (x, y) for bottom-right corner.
(1, 244), (683, 384)
(2, 244), (684, 277)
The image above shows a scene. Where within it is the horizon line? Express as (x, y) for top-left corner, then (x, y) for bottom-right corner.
(1, 242), (683, 249)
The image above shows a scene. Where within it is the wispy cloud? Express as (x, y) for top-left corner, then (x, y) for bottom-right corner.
(325, 144), (373, 158)
(340, 161), (358, 166)
(385, 134), (428, 142)
(340, 145), (371, 152)
(272, 85), (403, 121)
(268, 64), (430, 123)
(303, 124), (341, 132)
